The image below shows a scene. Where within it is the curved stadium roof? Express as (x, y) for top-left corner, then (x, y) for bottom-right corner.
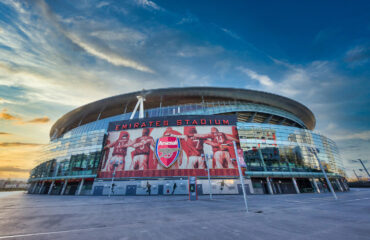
(50, 87), (316, 139)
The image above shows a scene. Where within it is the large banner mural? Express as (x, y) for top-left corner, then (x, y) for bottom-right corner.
(98, 115), (243, 178)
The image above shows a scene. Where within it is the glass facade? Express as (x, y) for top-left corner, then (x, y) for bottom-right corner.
(238, 122), (345, 177)
(30, 101), (345, 181)
(54, 101), (306, 139)
(30, 130), (105, 180)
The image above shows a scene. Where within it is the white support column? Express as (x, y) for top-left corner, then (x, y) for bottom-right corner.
(335, 179), (344, 192)
(341, 179), (349, 191)
(60, 180), (68, 195)
(27, 183), (33, 194)
(48, 180), (55, 195)
(38, 181), (45, 194)
(311, 178), (320, 193)
(266, 177), (273, 195)
(76, 179), (85, 196)
(129, 100), (141, 119)
(292, 177), (300, 194)
(31, 182), (38, 194)
(130, 95), (146, 119)
(139, 97), (145, 118)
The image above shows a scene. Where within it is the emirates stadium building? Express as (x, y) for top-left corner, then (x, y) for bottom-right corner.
(28, 87), (348, 196)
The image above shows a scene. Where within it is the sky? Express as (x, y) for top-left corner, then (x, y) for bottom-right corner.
(0, 0), (369, 180)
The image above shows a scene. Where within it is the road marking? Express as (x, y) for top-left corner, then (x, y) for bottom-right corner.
(0, 226), (109, 239)
(279, 196), (370, 205)
(342, 197), (370, 202)
(0, 213), (231, 239)
(0, 197), (191, 210)
(284, 200), (311, 203)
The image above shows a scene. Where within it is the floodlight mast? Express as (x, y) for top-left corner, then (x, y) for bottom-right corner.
(353, 170), (361, 181)
(358, 159), (370, 178)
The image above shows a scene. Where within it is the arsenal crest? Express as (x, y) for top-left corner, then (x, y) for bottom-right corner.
(155, 136), (181, 168)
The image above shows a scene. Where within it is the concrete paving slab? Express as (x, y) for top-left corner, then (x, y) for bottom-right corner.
(0, 189), (369, 240)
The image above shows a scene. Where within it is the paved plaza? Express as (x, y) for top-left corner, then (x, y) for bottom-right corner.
(0, 189), (369, 240)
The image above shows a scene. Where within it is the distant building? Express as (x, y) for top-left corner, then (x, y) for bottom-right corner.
(0, 180), (28, 190)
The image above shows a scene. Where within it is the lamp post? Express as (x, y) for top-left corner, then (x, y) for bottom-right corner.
(108, 163), (118, 198)
(233, 141), (249, 212)
(309, 147), (337, 200)
(202, 154), (213, 200)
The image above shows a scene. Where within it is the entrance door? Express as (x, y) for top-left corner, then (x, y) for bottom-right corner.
(126, 185), (137, 196)
(251, 178), (268, 194)
(42, 183), (50, 194)
(68, 185), (78, 195)
(51, 182), (62, 195)
(158, 185), (164, 195)
(296, 178), (314, 193)
(197, 184), (203, 195)
(272, 182), (281, 194)
(93, 186), (104, 196)
(237, 184), (251, 195)
(280, 182), (296, 194)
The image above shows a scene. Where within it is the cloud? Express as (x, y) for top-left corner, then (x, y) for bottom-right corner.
(0, 62), (60, 91)
(176, 45), (223, 58)
(0, 61), (103, 107)
(90, 29), (146, 43)
(0, 139), (44, 179)
(251, 59), (370, 169)
(2, 0), (26, 14)
(0, 97), (16, 104)
(0, 0), (220, 110)
(345, 45), (370, 63)
(0, 109), (50, 124)
(0, 109), (21, 121)
(35, 0), (154, 73)
(237, 67), (275, 87)
(244, 60), (342, 99)
(221, 28), (241, 40)
(270, 57), (297, 69)
(96, 1), (110, 8)
(134, 0), (163, 11)
(0, 142), (44, 147)
(22, 116), (50, 124)
(165, 64), (211, 87)
(0, 132), (11, 135)
(331, 130), (370, 141)
(66, 34), (154, 73)
(177, 12), (198, 25)
(0, 166), (30, 173)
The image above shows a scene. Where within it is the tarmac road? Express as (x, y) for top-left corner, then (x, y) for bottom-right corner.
(0, 189), (369, 240)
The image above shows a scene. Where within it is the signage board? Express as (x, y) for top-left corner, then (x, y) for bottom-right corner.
(98, 115), (243, 178)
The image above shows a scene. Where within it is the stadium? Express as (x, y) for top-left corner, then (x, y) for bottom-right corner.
(28, 87), (348, 196)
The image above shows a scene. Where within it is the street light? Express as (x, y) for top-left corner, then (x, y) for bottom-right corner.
(202, 153), (213, 200)
(233, 141), (249, 212)
(108, 163), (118, 198)
(308, 147), (337, 200)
